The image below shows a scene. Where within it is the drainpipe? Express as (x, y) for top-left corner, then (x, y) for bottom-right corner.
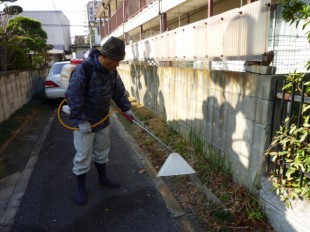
(140, 25), (143, 40)
(158, 0), (167, 33)
(271, 3), (278, 73)
(178, 8), (181, 27)
(160, 13), (167, 32)
(208, 0), (213, 17)
(89, 22), (92, 48)
(123, 1), (126, 42)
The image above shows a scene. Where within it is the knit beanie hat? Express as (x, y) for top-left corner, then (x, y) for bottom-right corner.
(101, 36), (126, 60)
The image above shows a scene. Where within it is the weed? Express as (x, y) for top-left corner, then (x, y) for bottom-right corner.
(114, 98), (273, 231)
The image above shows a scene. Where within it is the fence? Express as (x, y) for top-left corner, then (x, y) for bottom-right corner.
(267, 78), (310, 192)
(268, 3), (310, 75)
(101, 0), (155, 38)
(124, 1), (271, 63)
(102, 0), (309, 75)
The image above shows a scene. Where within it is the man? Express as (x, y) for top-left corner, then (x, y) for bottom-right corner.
(66, 37), (134, 205)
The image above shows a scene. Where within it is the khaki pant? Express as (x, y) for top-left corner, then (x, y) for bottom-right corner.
(72, 126), (110, 175)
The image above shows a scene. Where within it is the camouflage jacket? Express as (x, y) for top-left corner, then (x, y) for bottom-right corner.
(66, 49), (131, 132)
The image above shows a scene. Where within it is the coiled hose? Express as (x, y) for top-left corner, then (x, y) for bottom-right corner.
(57, 98), (123, 130)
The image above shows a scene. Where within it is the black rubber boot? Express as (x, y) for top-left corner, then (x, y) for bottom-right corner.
(76, 173), (87, 205)
(94, 162), (120, 188)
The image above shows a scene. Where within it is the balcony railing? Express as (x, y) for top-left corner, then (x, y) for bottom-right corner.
(101, 0), (309, 74)
(101, 0), (155, 38)
(125, 1), (271, 62)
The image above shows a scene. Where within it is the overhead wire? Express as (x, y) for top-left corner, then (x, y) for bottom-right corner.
(50, 0), (89, 33)
(51, 0), (66, 30)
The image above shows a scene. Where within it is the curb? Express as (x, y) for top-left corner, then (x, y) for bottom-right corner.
(111, 114), (196, 232)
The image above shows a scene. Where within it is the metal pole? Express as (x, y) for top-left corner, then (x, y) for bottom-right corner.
(121, 112), (174, 152)
(89, 22), (92, 48)
(132, 120), (174, 153)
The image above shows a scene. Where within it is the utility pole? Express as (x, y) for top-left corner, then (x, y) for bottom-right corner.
(89, 22), (92, 48)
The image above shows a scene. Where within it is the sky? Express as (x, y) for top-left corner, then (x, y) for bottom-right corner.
(0, 0), (90, 37)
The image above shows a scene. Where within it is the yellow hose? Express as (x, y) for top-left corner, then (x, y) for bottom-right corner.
(57, 98), (121, 130)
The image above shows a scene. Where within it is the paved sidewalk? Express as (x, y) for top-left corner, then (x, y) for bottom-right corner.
(0, 104), (199, 232)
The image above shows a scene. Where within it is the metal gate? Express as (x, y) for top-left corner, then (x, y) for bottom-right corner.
(267, 77), (310, 189)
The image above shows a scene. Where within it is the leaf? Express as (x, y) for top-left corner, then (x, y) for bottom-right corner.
(271, 139), (280, 146)
(300, 165), (306, 172)
(285, 200), (290, 208)
(272, 155), (278, 162)
(282, 82), (293, 90)
(269, 151), (278, 156)
(285, 158), (294, 163)
(295, 188), (301, 194)
(289, 125), (297, 134)
(286, 167), (296, 179)
(300, 132), (308, 142)
(280, 138), (290, 145)
(303, 105), (310, 114)
(279, 151), (289, 156)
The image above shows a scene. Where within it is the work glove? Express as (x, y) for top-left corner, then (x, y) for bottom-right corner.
(124, 110), (136, 122)
(62, 105), (71, 115)
(78, 121), (92, 133)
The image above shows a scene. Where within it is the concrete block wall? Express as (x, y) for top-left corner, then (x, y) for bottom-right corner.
(0, 69), (47, 123)
(118, 63), (310, 232)
(119, 63), (276, 188)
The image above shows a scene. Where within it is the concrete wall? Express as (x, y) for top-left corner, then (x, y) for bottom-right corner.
(119, 63), (275, 187)
(117, 63), (310, 232)
(0, 69), (48, 123)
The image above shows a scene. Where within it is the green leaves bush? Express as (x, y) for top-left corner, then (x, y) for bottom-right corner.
(266, 0), (310, 208)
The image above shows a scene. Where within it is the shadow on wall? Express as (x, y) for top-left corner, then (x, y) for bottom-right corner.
(129, 40), (167, 120)
(125, 11), (298, 231)
(223, 13), (253, 61)
(126, 63), (297, 231)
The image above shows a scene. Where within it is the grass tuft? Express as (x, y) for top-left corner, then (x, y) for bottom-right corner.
(115, 98), (273, 231)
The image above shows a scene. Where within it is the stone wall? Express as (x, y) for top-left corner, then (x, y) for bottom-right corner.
(118, 63), (310, 232)
(0, 69), (48, 123)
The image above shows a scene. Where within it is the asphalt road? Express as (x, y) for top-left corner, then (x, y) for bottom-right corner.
(0, 100), (200, 232)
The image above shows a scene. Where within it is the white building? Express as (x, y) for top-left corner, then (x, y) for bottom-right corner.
(86, 0), (101, 46)
(71, 1), (102, 59)
(18, 11), (71, 64)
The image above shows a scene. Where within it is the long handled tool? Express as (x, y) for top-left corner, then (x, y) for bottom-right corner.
(122, 113), (196, 177)
(58, 100), (195, 177)
(124, 114), (174, 153)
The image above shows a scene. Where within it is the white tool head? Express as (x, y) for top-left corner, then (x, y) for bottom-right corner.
(157, 153), (196, 177)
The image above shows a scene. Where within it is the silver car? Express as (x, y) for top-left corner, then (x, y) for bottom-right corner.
(44, 61), (70, 99)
